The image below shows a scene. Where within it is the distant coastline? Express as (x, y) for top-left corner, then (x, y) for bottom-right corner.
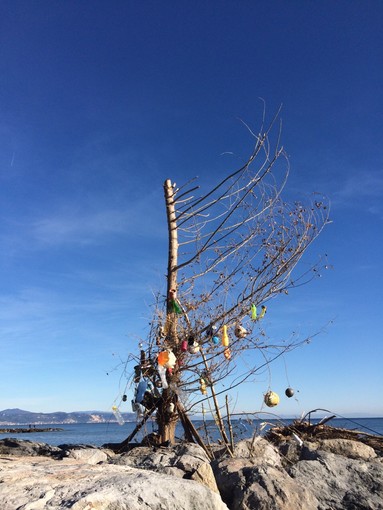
(0, 408), (135, 426)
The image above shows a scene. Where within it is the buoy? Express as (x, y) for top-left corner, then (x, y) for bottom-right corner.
(285, 387), (295, 398)
(222, 325), (229, 347)
(264, 391), (280, 407)
(234, 324), (247, 338)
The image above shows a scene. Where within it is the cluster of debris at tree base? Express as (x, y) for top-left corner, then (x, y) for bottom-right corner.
(265, 419), (383, 457)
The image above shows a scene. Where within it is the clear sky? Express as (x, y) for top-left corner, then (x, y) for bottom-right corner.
(0, 1), (382, 418)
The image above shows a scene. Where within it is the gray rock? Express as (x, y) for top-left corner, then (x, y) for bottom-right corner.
(0, 438), (62, 458)
(0, 454), (228, 510)
(289, 449), (383, 510)
(233, 437), (281, 467)
(315, 438), (377, 460)
(112, 442), (219, 493)
(213, 457), (319, 510)
(66, 447), (109, 465)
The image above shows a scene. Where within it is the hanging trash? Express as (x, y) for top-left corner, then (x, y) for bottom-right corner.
(157, 364), (168, 389)
(181, 339), (188, 352)
(259, 305), (267, 319)
(168, 402), (175, 413)
(222, 325), (229, 347)
(157, 350), (176, 369)
(112, 405), (125, 425)
(200, 378), (207, 395)
(264, 391), (280, 407)
(206, 324), (217, 338)
(133, 365), (141, 383)
(188, 341), (200, 354)
(135, 380), (148, 403)
(212, 336), (220, 345)
(171, 300), (182, 314)
(234, 324), (247, 339)
(122, 394), (127, 402)
(224, 348), (231, 360)
(251, 304), (257, 320)
(285, 387), (295, 398)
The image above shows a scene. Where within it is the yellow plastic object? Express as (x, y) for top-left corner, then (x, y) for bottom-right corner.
(200, 378), (207, 395)
(251, 304), (257, 320)
(259, 305), (267, 319)
(222, 325), (229, 347)
(264, 391), (279, 407)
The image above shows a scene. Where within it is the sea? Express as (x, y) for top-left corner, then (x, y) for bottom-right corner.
(1, 417), (382, 447)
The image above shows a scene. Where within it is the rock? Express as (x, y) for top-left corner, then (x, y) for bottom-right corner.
(66, 447), (109, 465)
(233, 437), (281, 467)
(0, 454), (228, 510)
(289, 449), (383, 510)
(213, 457), (319, 510)
(315, 438), (377, 460)
(0, 438), (62, 458)
(112, 442), (219, 493)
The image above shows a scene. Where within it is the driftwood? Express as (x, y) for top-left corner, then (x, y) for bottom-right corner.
(265, 419), (383, 455)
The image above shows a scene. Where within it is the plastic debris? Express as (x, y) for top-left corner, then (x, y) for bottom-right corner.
(181, 339), (188, 352)
(224, 348), (231, 360)
(259, 305), (267, 319)
(234, 324), (247, 338)
(222, 325), (229, 347)
(157, 364), (168, 389)
(112, 405), (124, 425)
(251, 304), (257, 320)
(136, 380), (148, 403)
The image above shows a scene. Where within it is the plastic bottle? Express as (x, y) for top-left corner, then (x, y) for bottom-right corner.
(112, 405), (125, 425)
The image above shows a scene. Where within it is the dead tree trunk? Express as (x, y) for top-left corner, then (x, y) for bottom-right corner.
(156, 179), (179, 444)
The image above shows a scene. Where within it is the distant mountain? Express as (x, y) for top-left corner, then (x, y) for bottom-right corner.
(0, 408), (136, 425)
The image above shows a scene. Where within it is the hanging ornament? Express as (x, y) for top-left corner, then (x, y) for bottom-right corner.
(200, 378), (207, 395)
(259, 305), (267, 319)
(168, 402), (175, 413)
(285, 387), (295, 398)
(212, 336), (220, 345)
(157, 364), (168, 389)
(122, 394), (127, 402)
(168, 289), (177, 301)
(264, 391), (280, 407)
(224, 348), (231, 360)
(181, 339), (188, 352)
(112, 406), (124, 426)
(135, 380), (148, 403)
(234, 324), (247, 339)
(171, 300), (182, 314)
(221, 325), (229, 347)
(251, 304), (257, 320)
(188, 341), (200, 354)
(206, 324), (217, 338)
(157, 350), (176, 369)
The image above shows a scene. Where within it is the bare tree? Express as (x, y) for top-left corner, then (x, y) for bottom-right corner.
(118, 109), (330, 452)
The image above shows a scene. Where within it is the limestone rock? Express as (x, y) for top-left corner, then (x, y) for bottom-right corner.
(289, 449), (383, 510)
(213, 457), (319, 510)
(66, 447), (109, 465)
(232, 437), (281, 467)
(315, 438), (377, 460)
(0, 454), (228, 510)
(112, 442), (219, 493)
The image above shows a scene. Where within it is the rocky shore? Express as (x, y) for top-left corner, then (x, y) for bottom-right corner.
(0, 430), (382, 509)
(0, 427), (63, 434)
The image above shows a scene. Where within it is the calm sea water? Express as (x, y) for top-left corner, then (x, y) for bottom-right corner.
(1, 417), (382, 447)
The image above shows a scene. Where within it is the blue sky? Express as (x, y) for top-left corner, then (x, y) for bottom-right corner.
(0, 1), (382, 418)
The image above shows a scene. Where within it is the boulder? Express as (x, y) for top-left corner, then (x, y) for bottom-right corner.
(0, 454), (228, 510)
(213, 457), (319, 510)
(112, 442), (219, 493)
(289, 449), (383, 510)
(0, 438), (62, 458)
